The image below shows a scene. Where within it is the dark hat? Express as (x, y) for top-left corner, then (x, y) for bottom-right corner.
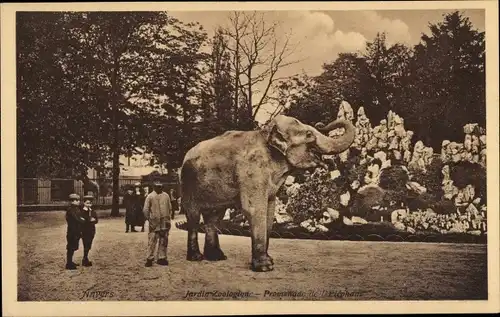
(83, 194), (95, 201)
(69, 193), (80, 200)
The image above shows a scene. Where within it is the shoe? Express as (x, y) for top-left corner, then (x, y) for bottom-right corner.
(82, 258), (93, 267)
(145, 259), (153, 267)
(66, 262), (78, 270)
(157, 259), (169, 266)
(141, 228), (145, 232)
(131, 229), (138, 232)
(126, 230), (129, 233)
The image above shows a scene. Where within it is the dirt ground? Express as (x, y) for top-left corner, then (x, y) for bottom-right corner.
(17, 209), (488, 301)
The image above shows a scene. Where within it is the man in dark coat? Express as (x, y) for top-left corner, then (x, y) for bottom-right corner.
(66, 193), (85, 270)
(81, 194), (98, 266)
(133, 182), (146, 232)
(124, 188), (136, 232)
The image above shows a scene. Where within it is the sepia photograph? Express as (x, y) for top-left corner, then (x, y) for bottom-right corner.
(2, 1), (499, 316)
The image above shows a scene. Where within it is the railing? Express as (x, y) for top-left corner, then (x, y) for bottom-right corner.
(17, 177), (180, 206)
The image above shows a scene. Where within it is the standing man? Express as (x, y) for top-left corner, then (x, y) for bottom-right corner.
(169, 188), (178, 220)
(133, 182), (146, 232)
(143, 182), (172, 267)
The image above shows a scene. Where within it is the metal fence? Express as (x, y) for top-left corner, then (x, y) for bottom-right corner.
(17, 177), (180, 206)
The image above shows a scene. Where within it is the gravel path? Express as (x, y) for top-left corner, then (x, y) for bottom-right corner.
(17, 210), (487, 301)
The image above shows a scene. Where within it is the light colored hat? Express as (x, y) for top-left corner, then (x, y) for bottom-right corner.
(69, 193), (80, 200)
(153, 182), (163, 187)
(134, 182), (141, 187)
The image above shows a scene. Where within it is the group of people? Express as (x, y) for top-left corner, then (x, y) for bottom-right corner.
(65, 182), (177, 270)
(65, 193), (98, 270)
(123, 182), (180, 233)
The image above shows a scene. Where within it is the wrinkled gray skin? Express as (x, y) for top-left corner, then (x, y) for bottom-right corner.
(180, 115), (356, 272)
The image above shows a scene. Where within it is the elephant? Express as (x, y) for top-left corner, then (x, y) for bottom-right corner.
(180, 115), (356, 272)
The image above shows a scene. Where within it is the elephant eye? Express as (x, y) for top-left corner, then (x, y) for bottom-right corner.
(306, 131), (314, 138)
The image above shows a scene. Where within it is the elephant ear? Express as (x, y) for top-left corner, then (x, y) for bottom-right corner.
(268, 124), (289, 156)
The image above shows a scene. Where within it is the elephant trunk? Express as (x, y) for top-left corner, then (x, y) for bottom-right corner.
(314, 119), (356, 154)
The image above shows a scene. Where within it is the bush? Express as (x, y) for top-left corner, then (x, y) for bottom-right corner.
(379, 165), (409, 193)
(286, 169), (345, 224)
(449, 161), (486, 202)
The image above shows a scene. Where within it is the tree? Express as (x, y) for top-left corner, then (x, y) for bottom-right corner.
(401, 11), (485, 149)
(362, 32), (413, 123)
(282, 36), (412, 127)
(139, 17), (210, 170)
(17, 12), (109, 178)
(282, 52), (372, 126)
(204, 27), (238, 131)
(220, 11), (301, 129)
(17, 12), (210, 216)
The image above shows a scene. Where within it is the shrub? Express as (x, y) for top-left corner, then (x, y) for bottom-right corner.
(379, 165), (409, 193)
(286, 169), (345, 224)
(449, 161), (486, 202)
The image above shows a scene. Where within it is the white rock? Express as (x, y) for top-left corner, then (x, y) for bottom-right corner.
(330, 170), (341, 180)
(223, 209), (231, 221)
(284, 175), (295, 186)
(393, 222), (406, 231)
(300, 220), (313, 228)
(343, 217), (354, 226)
(306, 225), (317, 233)
(468, 230), (482, 236)
(316, 224), (329, 232)
(326, 207), (340, 220)
(352, 216), (368, 225)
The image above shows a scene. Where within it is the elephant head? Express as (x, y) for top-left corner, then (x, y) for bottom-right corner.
(264, 115), (356, 169)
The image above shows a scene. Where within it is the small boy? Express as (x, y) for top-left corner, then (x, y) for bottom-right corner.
(66, 193), (85, 270)
(81, 194), (98, 266)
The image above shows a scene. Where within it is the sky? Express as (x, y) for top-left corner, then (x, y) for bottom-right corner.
(169, 9), (485, 123)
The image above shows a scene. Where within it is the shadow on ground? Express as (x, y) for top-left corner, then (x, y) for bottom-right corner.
(17, 210), (488, 301)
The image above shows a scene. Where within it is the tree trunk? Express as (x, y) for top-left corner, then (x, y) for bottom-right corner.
(110, 62), (121, 217)
(110, 147), (120, 217)
(246, 68), (253, 129)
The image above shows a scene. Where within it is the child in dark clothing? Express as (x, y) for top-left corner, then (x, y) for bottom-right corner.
(66, 193), (85, 270)
(81, 194), (98, 266)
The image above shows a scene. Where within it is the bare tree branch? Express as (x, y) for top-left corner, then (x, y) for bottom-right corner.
(218, 12), (302, 121)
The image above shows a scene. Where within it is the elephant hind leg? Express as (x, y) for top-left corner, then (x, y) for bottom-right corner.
(185, 201), (204, 261)
(202, 208), (227, 261)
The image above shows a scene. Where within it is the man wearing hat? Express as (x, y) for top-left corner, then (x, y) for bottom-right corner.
(133, 182), (146, 232)
(143, 182), (172, 267)
(65, 193), (85, 270)
(80, 194), (99, 266)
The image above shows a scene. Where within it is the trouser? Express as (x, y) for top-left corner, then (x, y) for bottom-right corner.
(147, 226), (170, 261)
(82, 229), (95, 251)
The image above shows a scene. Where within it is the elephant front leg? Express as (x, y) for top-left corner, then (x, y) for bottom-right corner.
(202, 209), (227, 261)
(266, 197), (276, 266)
(241, 191), (273, 272)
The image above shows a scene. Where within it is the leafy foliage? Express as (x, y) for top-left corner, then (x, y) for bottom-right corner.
(286, 169), (346, 224)
(281, 11), (485, 151)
